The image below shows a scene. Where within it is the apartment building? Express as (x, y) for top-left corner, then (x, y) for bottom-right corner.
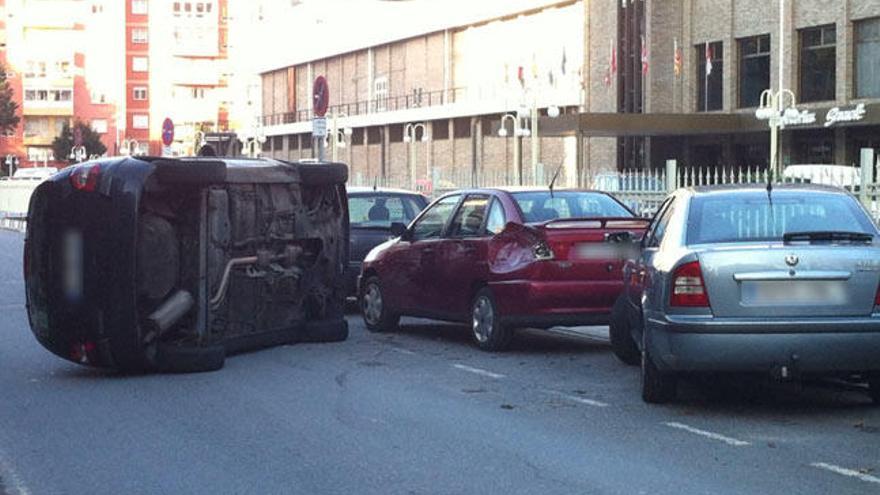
(259, 0), (880, 186)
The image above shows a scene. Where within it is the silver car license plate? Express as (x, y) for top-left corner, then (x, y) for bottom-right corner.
(741, 280), (849, 306)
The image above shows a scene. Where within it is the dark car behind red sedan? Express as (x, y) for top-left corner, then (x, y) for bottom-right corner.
(359, 188), (648, 350)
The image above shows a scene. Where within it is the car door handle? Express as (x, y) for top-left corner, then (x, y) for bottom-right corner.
(423, 247), (435, 255)
(462, 244), (478, 254)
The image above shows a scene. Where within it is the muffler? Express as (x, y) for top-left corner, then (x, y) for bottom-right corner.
(146, 290), (194, 339)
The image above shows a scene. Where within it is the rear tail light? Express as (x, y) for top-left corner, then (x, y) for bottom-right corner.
(874, 282), (880, 307)
(533, 240), (555, 261)
(69, 163), (101, 192)
(671, 261), (710, 307)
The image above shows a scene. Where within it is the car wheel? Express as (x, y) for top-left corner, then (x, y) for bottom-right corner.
(641, 345), (677, 404)
(361, 277), (399, 332)
(609, 294), (640, 366)
(471, 288), (512, 352)
(868, 373), (880, 405)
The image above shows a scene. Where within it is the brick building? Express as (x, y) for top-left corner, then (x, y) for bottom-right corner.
(259, 0), (880, 186)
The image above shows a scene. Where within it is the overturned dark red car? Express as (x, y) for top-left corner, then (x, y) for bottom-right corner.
(25, 157), (350, 372)
(359, 188), (648, 350)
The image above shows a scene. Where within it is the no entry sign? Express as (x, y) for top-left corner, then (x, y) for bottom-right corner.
(313, 76), (329, 117)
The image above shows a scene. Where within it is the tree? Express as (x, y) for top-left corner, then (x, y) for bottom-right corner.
(51, 120), (107, 164)
(0, 63), (20, 137)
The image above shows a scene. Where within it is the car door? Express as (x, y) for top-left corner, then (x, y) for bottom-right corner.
(631, 197), (677, 346)
(435, 194), (493, 317)
(398, 194), (462, 315)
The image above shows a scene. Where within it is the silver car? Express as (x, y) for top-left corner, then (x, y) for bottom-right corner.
(610, 184), (880, 404)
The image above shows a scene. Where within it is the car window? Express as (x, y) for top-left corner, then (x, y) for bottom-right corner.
(348, 194), (423, 228)
(485, 199), (507, 236)
(513, 191), (632, 222)
(645, 198), (675, 248)
(411, 195), (461, 241)
(448, 195), (490, 238)
(687, 191), (877, 244)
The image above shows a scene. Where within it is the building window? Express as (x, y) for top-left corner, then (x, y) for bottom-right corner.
(185, 2), (192, 12)
(132, 114), (149, 129)
(856, 18), (880, 99)
(131, 28), (148, 44)
(739, 35), (770, 108)
(132, 56), (148, 72)
(367, 127), (382, 145)
(24, 117), (48, 137)
(432, 119), (449, 140)
(697, 41), (723, 111)
(373, 76), (388, 111)
(190, 87), (205, 99)
(132, 86), (147, 100)
(800, 25), (836, 103)
(91, 119), (108, 134)
(131, 0), (147, 15)
(453, 118), (471, 139)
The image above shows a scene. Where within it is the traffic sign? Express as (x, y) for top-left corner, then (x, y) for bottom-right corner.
(312, 117), (328, 138)
(313, 76), (329, 117)
(161, 118), (175, 146)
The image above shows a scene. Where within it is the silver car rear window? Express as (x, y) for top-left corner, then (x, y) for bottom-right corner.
(687, 191), (877, 244)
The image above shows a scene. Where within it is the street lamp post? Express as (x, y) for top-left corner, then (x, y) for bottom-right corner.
(404, 123), (429, 190)
(69, 145), (87, 163)
(755, 0), (794, 178)
(499, 113), (528, 185)
(329, 112), (352, 163)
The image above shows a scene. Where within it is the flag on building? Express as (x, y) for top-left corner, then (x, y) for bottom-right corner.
(531, 54), (539, 81)
(517, 66), (525, 87)
(641, 36), (649, 76)
(705, 41), (713, 76)
(673, 38), (682, 77)
(504, 63), (510, 85)
(561, 47), (567, 76)
(604, 38), (617, 88)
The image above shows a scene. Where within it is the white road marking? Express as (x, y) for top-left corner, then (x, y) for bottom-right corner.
(663, 422), (750, 447)
(811, 463), (880, 485)
(0, 445), (32, 495)
(452, 364), (506, 379)
(546, 390), (609, 408)
(390, 348), (416, 355)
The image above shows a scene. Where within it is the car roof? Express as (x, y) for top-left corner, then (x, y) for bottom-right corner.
(687, 182), (850, 196)
(446, 186), (609, 195)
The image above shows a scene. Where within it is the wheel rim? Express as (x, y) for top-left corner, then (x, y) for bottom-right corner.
(472, 296), (494, 343)
(363, 283), (383, 325)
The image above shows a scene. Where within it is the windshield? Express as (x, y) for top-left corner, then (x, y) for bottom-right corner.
(512, 191), (632, 223)
(348, 194), (425, 228)
(687, 191), (877, 244)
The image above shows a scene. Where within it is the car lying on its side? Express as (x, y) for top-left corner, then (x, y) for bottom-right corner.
(610, 184), (880, 403)
(25, 157), (350, 372)
(359, 188), (648, 350)
(345, 187), (428, 296)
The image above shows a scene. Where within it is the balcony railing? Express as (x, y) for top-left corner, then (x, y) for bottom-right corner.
(261, 87), (478, 127)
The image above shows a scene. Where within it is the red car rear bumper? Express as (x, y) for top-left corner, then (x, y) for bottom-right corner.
(490, 279), (622, 328)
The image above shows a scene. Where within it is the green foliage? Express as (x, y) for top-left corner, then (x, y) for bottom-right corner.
(51, 120), (108, 164)
(0, 64), (20, 136)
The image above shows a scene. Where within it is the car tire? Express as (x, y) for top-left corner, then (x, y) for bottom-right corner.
(154, 342), (226, 373)
(153, 159), (226, 185)
(868, 373), (880, 405)
(299, 163), (348, 186)
(361, 276), (399, 333)
(471, 288), (513, 352)
(301, 319), (349, 343)
(609, 294), (640, 366)
(641, 346), (677, 404)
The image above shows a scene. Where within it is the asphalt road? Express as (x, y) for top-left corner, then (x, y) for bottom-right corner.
(1, 229), (879, 495)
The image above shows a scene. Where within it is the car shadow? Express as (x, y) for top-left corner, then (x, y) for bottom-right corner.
(392, 319), (608, 356)
(673, 373), (876, 413)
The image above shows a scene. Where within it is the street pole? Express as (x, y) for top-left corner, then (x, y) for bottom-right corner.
(776, 0), (785, 177)
(499, 113), (522, 186)
(531, 104), (539, 183)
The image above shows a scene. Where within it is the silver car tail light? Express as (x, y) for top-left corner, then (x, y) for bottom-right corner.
(671, 261), (709, 307)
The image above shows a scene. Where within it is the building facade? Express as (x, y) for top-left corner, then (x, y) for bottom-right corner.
(258, 0), (880, 187)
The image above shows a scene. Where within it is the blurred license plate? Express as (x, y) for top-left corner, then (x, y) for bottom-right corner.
(572, 242), (637, 260)
(741, 280), (848, 305)
(62, 229), (83, 301)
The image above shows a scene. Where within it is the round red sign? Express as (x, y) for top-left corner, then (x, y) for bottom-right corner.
(313, 76), (329, 117)
(161, 118), (174, 146)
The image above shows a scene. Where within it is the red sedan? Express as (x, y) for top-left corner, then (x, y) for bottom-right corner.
(359, 188), (648, 350)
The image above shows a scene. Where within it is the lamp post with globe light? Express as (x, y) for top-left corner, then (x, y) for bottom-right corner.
(498, 113), (529, 185)
(404, 122), (429, 189)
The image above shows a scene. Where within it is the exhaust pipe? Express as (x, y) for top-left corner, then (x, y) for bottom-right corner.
(146, 290), (194, 339)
